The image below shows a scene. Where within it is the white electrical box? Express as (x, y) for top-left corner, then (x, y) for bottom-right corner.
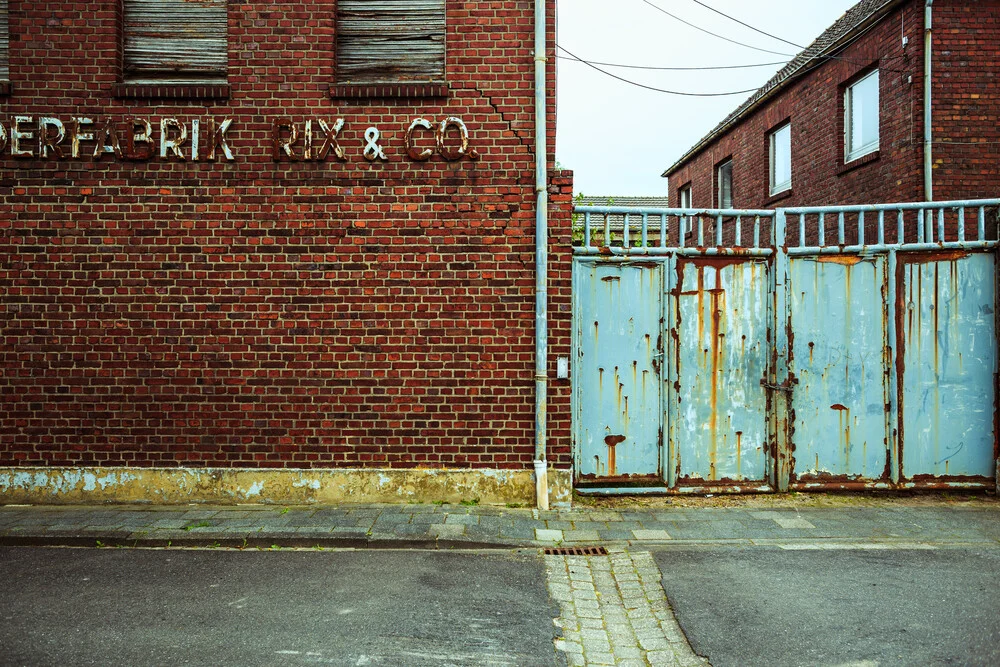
(557, 357), (569, 379)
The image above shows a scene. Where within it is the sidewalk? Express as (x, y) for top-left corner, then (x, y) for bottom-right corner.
(3, 495), (998, 550)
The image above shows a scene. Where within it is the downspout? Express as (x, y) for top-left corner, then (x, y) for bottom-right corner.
(533, 0), (550, 510)
(923, 0), (933, 202)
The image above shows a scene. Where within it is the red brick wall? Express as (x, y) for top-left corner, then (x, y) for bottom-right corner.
(930, 1), (1000, 201)
(0, 2), (573, 470)
(668, 0), (999, 210)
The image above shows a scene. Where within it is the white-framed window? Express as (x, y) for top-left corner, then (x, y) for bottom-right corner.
(123, 0), (227, 85)
(336, 0), (446, 85)
(678, 183), (692, 237)
(845, 69), (879, 162)
(716, 160), (733, 209)
(678, 184), (692, 209)
(769, 123), (792, 195)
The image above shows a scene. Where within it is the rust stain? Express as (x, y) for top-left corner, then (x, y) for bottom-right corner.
(696, 264), (706, 352)
(695, 256), (749, 270)
(576, 473), (661, 487)
(932, 262), (940, 377)
(834, 404), (852, 471)
(604, 435), (625, 477)
(708, 268), (725, 481)
(894, 256), (906, 479)
(735, 430), (743, 478)
(903, 249), (971, 265)
(601, 275), (620, 282)
(816, 254), (864, 265)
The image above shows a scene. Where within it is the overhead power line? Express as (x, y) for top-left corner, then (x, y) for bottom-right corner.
(686, 0), (805, 49)
(557, 44), (761, 97)
(555, 52), (787, 71)
(638, 0), (795, 57)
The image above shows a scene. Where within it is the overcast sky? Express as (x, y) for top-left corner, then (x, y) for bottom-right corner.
(556, 0), (859, 197)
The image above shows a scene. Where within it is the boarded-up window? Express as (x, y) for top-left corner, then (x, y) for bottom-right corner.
(336, 0), (446, 84)
(123, 0), (227, 84)
(0, 0), (9, 82)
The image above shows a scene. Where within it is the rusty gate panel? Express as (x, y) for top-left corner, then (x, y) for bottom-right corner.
(789, 256), (890, 483)
(900, 252), (997, 479)
(671, 258), (769, 484)
(573, 261), (663, 484)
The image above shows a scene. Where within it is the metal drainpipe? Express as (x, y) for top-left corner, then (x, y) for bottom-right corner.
(533, 0), (550, 511)
(924, 0), (934, 202)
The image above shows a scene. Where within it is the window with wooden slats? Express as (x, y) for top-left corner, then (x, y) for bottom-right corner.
(0, 0), (9, 82)
(336, 0), (446, 84)
(122, 0), (228, 84)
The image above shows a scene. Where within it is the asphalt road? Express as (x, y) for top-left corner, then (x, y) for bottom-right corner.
(655, 545), (1000, 667)
(0, 547), (563, 667)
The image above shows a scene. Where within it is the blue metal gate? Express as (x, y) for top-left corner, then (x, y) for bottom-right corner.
(572, 200), (999, 493)
(573, 260), (663, 483)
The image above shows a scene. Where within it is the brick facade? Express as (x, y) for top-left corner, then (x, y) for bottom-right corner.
(0, 2), (573, 477)
(666, 0), (999, 209)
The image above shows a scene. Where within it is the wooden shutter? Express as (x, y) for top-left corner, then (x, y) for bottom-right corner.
(0, 0), (9, 81)
(336, 0), (446, 84)
(123, 0), (227, 83)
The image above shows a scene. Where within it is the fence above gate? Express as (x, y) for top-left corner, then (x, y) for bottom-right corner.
(574, 200), (1000, 254)
(571, 198), (1000, 495)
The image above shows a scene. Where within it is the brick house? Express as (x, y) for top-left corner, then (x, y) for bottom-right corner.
(664, 0), (999, 210)
(0, 1), (575, 506)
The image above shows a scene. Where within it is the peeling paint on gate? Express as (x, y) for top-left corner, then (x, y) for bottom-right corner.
(573, 260), (663, 485)
(572, 200), (1000, 494)
(789, 256), (889, 481)
(900, 252), (997, 478)
(672, 258), (768, 483)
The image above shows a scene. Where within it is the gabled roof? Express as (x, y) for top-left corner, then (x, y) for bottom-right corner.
(577, 195), (670, 207)
(662, 0), (906, 178)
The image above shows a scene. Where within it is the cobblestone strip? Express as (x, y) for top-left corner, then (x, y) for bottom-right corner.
(545, 547), (708, 666)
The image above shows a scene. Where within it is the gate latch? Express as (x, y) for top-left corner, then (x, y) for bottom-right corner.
(760, 377), (797, 392)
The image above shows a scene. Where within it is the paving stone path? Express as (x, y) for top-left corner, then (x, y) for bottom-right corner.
(545, 548), (707, 667)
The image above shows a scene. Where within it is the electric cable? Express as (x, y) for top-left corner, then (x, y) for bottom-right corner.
(554, 53), (787, 71)
(685, 0), (805, 49)
(556, 44), (761, 96)
(638, 0), (796, 57)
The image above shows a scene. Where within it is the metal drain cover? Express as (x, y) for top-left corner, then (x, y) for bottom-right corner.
(543, 546), (609, 556)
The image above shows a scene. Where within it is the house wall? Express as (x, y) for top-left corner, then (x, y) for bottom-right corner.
(929, 1), (1000, 200)
(668, 0), (999, 210)
(0, 2), (573, 503)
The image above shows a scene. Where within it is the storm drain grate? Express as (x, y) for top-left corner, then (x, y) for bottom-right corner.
(543, 546), (608, 556)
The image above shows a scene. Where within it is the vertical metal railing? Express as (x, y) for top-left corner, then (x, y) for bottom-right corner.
(574, 200), (999, 255)
(572, 206), (776, 256)
(781, 199), (1000, 254)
